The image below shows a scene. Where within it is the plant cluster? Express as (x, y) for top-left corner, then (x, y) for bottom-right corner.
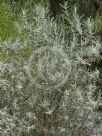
(0, 3), (102, 136)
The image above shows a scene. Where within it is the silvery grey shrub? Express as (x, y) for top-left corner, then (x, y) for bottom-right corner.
(0, 5), (102, 136)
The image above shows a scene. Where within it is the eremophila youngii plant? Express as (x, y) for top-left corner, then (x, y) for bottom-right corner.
(0, 4), (102, 136)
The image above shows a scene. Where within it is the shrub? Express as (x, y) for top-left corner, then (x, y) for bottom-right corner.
(0, 5), (102, 136)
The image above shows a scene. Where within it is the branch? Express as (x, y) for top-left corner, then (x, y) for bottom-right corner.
(91, 0), (100, 10)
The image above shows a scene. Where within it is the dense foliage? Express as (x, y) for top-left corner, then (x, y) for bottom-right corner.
(0, 0), (102, 136)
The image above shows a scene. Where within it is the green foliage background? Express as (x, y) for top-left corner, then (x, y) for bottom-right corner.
(0, 0), (17, 41)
